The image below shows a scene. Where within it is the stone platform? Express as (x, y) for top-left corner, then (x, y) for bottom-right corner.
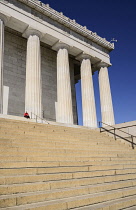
(0, 117), (136, 209)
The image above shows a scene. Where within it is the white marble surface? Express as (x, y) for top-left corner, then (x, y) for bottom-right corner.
(57, 46), (73, 124)
(0, 19), (4, 114)
(81, 57), (97, 128)
(99, 66), (115, 126)
(25, 34), (42, 118)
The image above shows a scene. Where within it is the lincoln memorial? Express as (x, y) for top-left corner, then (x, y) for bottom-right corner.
(0, 0), (115, 128)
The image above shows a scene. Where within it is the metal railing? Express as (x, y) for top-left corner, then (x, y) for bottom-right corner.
(99, 121), (136, 149)
(30, 112), (49, 124)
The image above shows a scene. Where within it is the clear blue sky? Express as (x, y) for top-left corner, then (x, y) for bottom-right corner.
(42, 0), (136, 125)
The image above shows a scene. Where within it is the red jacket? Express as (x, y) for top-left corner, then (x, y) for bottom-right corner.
(24, 112), (29, 117)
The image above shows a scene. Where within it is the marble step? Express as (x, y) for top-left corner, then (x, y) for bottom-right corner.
(76, 194), (136, 210)
(0, 180), (136, 208)
(1, 155), (135, 162)
(1, 168), (136, 186)
(0, 160), (136, 168)
(1, 186), (136, 210)
(0, 146), (134, 158)
(0, 139), (125, 152)
(1, 174), (136, 196)
(0, 132), (108, 143)
(1, 152), (135, 160)
(0, 143), (130, 154)
(1, 164), (136, 176)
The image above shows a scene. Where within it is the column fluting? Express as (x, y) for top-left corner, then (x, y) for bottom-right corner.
(81, 57), (97, 128)
(98, 65), (115, 126)
(57, 46), (73, 124)
(25, 34), (42, 118)
(0, 19), (4, 114)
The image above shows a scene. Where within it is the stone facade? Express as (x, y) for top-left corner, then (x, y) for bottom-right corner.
(4, 28), (77, 124)
(3, 28), (77, 123)
(41, 44), (57, 121)
(3, 29), (26, 116)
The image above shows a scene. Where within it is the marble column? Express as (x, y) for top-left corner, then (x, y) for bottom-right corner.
(98, 63), (115, 126)
(56, 43), (73, 124)
(80, 55), (97, 128)
(0, 18), (4, 114)
(25, 30), (42, 118)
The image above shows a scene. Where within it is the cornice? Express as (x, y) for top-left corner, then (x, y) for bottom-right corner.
(15, 0), (114, 51)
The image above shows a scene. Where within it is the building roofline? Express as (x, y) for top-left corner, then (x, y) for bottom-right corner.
(18, 0), (114, 51)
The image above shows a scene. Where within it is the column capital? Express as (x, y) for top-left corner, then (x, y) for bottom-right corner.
(22, 26), (44, 40)
(76, 52), (95, 62)
(52, 40), (71, 51)
(0, 11), (11, 25)
(95, 61), (111, 69)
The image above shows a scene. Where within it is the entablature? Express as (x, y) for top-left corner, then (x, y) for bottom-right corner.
(16, 0), (114, 51)
(0, 0), (112, 66)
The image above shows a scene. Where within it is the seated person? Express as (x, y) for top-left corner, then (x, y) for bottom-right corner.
(24, 111), (30, 119)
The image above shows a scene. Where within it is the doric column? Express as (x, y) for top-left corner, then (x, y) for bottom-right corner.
(56, 42), (73, 124)
(0, 18), (4, 114)
(98, 62), (115, 126)
(24, 29), (43, 118)
(80, 54), (97, 128)
(0, 14), (9, 114)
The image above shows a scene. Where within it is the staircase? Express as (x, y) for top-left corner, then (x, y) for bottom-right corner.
(0, 117), (136, 210)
